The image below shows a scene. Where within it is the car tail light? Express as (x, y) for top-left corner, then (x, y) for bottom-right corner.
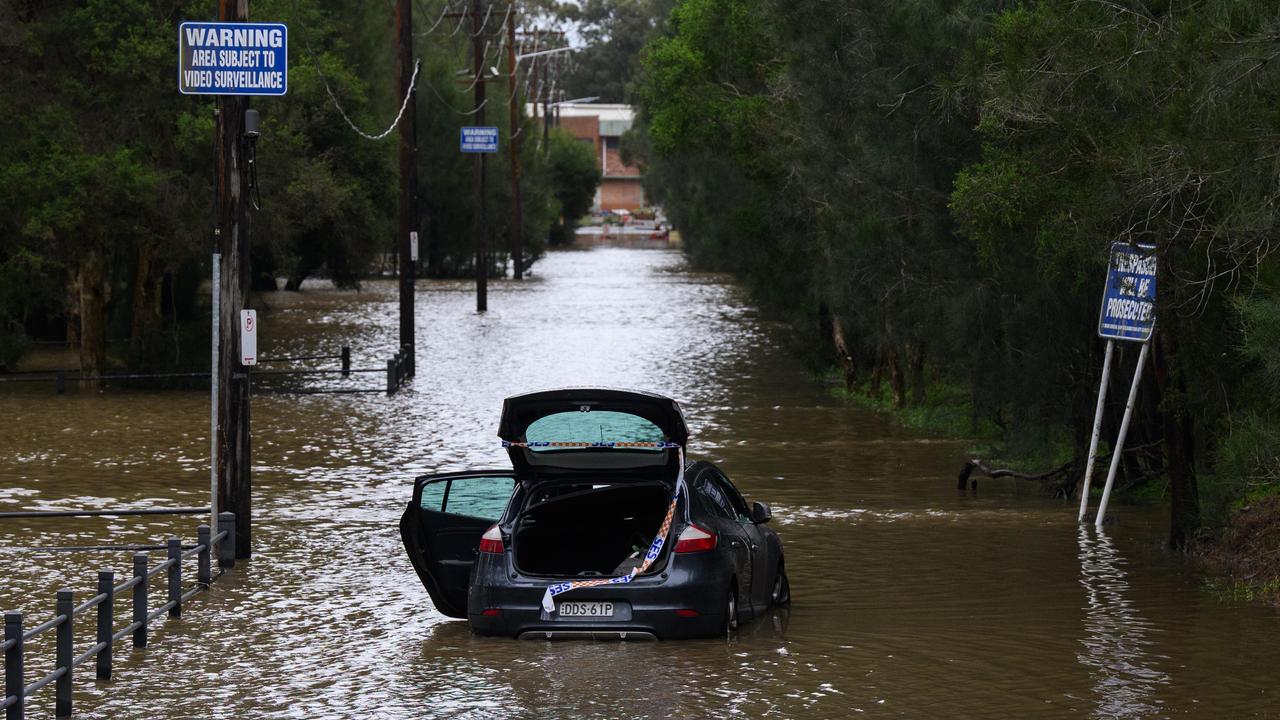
(674, 523), (717, 553)
(674, 609), (700, 617)
(482, 608), (502, 616)
(478, 524), (504, 554)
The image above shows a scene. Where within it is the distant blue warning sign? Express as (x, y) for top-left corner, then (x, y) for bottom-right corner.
(1098, 242), (1157, 342)
(179, 22), (288, 96)
(460, 126), (499, 153)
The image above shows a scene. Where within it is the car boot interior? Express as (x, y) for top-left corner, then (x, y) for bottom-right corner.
(513, 482), (672, 577)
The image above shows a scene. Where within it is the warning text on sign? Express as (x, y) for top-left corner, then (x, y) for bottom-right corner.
(179, 22), (288, 96)
(1098, 242), (1157, 342)
(460, 126), (499, 153)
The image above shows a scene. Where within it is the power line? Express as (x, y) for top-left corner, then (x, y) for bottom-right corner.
(308, 45), (421, 142)
(414, 3), (454, 37)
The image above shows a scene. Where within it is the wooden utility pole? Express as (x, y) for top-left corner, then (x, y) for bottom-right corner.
(506, 7), (524, 280)
(396, 0), (418, 369)
(472, 0), (488, 312)
(215, 0), (252, 559)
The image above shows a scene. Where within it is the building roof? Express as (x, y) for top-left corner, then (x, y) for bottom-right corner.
(525, 103), (635, 137)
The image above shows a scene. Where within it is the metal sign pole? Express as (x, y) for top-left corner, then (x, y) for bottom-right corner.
(1077, 338), (1115, 522)
(210, 251), (220, 539)
(1094, 339), (1151, 528)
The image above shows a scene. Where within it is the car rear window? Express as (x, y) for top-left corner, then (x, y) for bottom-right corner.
(524, 410), (665, 451)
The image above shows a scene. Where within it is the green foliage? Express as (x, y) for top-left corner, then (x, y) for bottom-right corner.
(547, 128), (603, 241)
(0, 0), (574, 362)
(637, 0), (1280, 529)
(561, 0), (677, 103)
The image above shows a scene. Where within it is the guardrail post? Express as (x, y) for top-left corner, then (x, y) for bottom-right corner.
(132, 554), (147, 649)
(95, 571), (113, 681)
(197, 525), (212, 586)
(340, 346), (350, 377)
(218, 512), (236, 569)
(386, 358), (396, 395)
(54, 370), (66, 395)
(5, 611), (22, 720)
(54, 590), (71, 717)
(167, 538), (181, 618)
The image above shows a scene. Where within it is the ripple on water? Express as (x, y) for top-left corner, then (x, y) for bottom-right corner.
(1, 249), (1279, 718)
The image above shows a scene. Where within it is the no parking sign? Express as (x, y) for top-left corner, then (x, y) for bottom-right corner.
(240, 310), (257, 366)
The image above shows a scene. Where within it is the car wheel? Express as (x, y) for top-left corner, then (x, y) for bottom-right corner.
(724, 584), (739, 635)
(771, 561), (791, 606)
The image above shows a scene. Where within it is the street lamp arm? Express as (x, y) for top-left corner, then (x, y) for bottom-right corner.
(516, 46), (574, 61)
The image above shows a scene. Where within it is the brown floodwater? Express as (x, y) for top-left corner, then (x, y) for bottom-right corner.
(1, 248), (1277, 719)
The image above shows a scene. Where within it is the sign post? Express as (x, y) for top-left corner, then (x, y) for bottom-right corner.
(1077, 339), (1114, 522)
(184, 12), (288, 559)
(1081, 242), (1157, 527)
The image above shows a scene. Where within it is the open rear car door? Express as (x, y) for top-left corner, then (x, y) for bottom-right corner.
(497, 387), (689, 483)
(400, 471), (516, 618)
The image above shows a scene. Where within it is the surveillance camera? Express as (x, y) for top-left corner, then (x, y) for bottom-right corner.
(244, 109), (260, 139)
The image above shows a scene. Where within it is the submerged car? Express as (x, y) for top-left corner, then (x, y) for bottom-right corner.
(400, 388), (789, 640)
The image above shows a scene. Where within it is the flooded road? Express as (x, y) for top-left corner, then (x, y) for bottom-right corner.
(2, 248), (1278, 718)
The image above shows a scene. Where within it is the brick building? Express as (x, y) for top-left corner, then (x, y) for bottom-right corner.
(544, 103), (645, 212)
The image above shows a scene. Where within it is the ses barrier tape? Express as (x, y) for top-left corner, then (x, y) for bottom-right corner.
(537, 447), (686, 613)
(502, 441), (682, 449)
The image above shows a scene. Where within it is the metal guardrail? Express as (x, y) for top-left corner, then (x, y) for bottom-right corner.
(0, 508), (209, 521)
(1, 344), (414, 396)
(2, 513), (238, 718)
(386, 345), (413, 396)
(0, 346), (352, 393)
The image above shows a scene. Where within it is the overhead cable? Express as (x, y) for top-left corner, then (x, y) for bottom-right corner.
(310, 45), (421, 141)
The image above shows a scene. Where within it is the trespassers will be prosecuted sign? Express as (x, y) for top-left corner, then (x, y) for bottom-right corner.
(1098, 242), (1157, 342)
(179, 22), (288, 96)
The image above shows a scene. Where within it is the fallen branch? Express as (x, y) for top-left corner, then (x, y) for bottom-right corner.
(957, 441), (1163, 496)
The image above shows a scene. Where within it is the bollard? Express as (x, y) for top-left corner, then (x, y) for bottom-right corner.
(386, 358), (396, 395)
(340, 346), (350, 377)
(217, 512), (236, 569)
(54, 590), (72, 717)
(132, 554), (147, 649)
(54, 370), (65, 396)
(167, 538), (181, 618)
(95, 571), (113, 681)
(5, 611), (23, 720)
(197, 525), (212, 586)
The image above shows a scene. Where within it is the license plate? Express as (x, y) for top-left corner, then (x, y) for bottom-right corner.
(557, 601), (614, 618)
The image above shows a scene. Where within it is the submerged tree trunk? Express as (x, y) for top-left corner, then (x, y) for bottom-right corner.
(129, 243), (164, 370)
(1154, 328), (1200, 550)
(908, 343), (926, 406)
(830, 314), (856, 392)
(78, 240), (107, 391)
(64, 273), (81, 348)
(888, 348), (905, 409)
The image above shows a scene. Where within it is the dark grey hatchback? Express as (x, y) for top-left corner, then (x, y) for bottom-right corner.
(400, 388), (789, 640)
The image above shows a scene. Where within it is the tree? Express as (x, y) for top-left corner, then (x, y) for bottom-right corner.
(562, 0), (677, 102)
(547, 128), (602, 244)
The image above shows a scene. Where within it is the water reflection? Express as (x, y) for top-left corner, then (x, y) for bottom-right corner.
(2, 249), (1280, 717)
(1076, 525), (1169, 717)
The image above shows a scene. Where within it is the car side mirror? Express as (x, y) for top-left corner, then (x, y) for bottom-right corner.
(751, 501), (772, 524)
